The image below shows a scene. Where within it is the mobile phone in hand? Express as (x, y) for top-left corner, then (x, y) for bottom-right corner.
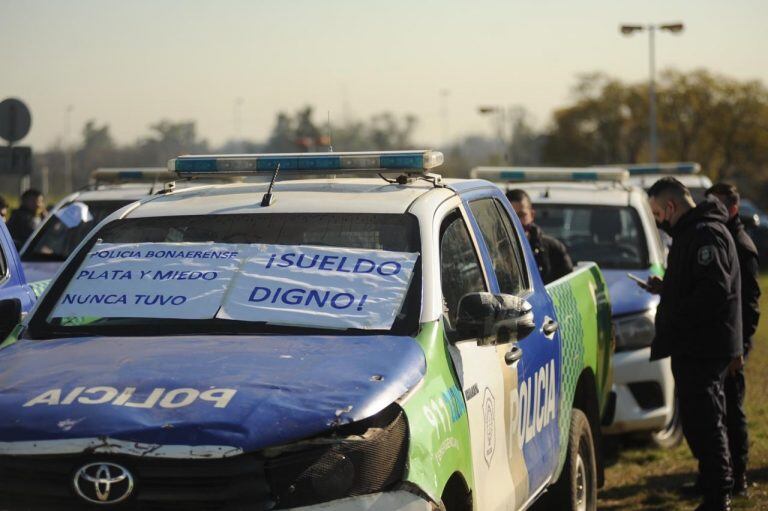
(627, 273), (647, 287)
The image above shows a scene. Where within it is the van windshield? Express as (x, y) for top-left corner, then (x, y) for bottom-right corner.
(29, 213), (422, 338)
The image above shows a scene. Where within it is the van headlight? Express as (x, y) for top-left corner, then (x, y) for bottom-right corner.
(265, 404), (408, 508)
(614, 309), (656, 351)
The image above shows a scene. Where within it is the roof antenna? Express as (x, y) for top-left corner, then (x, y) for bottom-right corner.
(326, 111), (333, 152)
(261, 163), (280, 207)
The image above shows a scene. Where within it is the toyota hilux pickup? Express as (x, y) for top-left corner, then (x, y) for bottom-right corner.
(0, 151), (612, 511)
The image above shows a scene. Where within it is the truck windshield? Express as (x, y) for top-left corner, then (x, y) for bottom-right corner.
(28, 213), (421, 338)
(534, 204), (649, 269)
(22, 200), (134, 262)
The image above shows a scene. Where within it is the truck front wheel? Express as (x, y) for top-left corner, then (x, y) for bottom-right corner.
(546, 409), (597, 511)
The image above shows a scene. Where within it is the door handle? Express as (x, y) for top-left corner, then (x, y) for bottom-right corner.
(542, 317), (559, 338)
(504, 344), (523, 365)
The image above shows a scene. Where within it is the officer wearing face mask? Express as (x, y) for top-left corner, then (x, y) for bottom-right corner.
(506, 189), (573, 284)
(640, 177), (742, 511)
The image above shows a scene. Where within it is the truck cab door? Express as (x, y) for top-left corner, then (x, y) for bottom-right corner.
(438, 208), (526, 511)
(463, 193), (562, 500)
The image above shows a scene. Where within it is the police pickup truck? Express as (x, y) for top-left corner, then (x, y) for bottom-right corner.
(0, 151), (612, 511)
(20, 167), (231, 283)
(471, 167), (679, 447)
(622, 162), (711, 203)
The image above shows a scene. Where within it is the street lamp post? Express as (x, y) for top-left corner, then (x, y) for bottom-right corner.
(478, 105), (507, 163)
(620, 22), (684, 163)
(478, 105), (525, 164)
(233, 97), (244, 153)
(64, 105), (74, 194)
(440, 89), (451, 150)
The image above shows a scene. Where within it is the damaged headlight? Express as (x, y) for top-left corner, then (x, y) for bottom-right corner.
(614, 308), (656, 351)
(265, 404), (408, 508)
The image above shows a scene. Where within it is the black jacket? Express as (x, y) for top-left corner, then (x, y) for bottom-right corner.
(6, 207), (42, 250)
(727, 215), (760, 354)
(527, 223), (574, 285)
(651, 199), (742, 360)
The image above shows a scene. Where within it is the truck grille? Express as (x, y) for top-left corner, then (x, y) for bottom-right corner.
(0, 454), (273, 511)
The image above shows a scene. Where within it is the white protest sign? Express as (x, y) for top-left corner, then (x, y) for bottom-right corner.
(217, 244), (418, 330)
(51, 242), (243, 319)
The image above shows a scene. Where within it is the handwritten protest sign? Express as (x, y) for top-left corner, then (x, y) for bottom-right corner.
(217, 244), (418, 330)
(51, 242), (242, 319)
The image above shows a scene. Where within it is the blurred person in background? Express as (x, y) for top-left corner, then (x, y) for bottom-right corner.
(0, 196), (8, 223)
(506, 188), (573, 284)
(705, 182), (760, 498)
(641, 177), (741, 511)
(7, 189), (45, 249)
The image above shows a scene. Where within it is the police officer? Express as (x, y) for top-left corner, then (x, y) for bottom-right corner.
(705, 183), (759, 497)
(506, 189), (573, 284)
(0, 195), (8, 223)
(7, 189), (45, 249)
(640, 177), (742, 511)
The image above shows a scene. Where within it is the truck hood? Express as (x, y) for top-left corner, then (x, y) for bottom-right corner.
(0, 334), (425, 456)
(602, 269), (659, 317)
(21, 261), (61, 283)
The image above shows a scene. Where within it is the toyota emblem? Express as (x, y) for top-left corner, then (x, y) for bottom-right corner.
(73, 462), (135, 504)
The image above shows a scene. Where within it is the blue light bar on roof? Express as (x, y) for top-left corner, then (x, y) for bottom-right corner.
(169, 150), (444, 176)
(470, 166), (629, 183)
(91, 167), (174, 183)
(621, 162), (701, 175)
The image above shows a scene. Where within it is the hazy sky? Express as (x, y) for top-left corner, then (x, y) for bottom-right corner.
(2, 0), (766, 150)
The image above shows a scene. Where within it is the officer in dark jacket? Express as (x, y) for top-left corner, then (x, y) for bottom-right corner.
(7, 189), (45, 250)
(506, 189), (573, 284)
(706, 183), (760, 496)
(640, 178), (742, 511)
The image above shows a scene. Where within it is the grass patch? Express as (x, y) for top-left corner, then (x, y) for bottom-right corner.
(598, 273), (768, 510)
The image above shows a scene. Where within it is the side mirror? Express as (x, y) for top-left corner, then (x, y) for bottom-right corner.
(455, 292), (535, 344)
(0, 299), (22, 341)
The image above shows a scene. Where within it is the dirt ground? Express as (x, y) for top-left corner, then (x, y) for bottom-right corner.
(597, 274), (768, 510)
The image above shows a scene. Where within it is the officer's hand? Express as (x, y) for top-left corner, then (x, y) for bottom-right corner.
(644, 276), (663, 295)
(728, 355), (744, 376)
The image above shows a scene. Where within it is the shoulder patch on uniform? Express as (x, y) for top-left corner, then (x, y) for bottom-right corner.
(698, 245), (715, 265)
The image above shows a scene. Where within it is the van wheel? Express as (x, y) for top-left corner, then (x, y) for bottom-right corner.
(545, 409), (597, 511)
(651, 397), (683, 448)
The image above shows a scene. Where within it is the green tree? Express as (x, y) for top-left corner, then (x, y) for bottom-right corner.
(541, 69), (768, 202)
(138, 120), (208, 164)
(74, 121), (116, 187)
(542, 73), (648, 165)
(264, 107), (419, 153)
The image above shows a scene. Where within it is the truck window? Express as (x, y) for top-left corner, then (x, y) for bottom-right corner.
(535, 204), (649, 269)
(469, 198), (527, 295)
(440, 211), (486, 328)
